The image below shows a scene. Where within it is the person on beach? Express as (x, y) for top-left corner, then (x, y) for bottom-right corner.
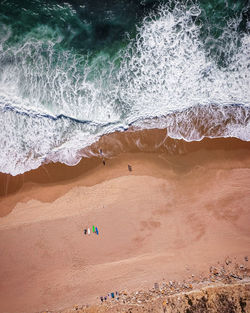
(115, 291), (119, 300)
(100, 149), (105, 165)
(84, 229), (87, 235)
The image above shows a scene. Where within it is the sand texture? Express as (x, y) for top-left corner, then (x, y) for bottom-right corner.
(0, 132), (250, 313)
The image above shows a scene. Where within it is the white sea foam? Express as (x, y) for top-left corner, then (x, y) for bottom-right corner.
(118, 3), (250, 118)
(0, 2), (249, 175)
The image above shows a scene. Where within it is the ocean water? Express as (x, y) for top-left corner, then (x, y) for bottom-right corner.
(0, 0), (249, 175)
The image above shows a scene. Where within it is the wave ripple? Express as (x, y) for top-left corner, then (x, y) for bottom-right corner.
(0, 2), (249, 175)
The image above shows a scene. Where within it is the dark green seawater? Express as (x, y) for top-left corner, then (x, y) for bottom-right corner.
(0, 0), (249, 174)
(1, 1), (248, 57)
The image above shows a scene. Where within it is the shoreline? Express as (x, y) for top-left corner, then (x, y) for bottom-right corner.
(2, 103), (250, 178)
(1, 128), (250, 213)
(0, 128), (250, 313)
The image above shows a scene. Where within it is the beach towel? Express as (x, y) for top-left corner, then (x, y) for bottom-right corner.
(92, 225), (95, 233)
(87, 228), (90, 235)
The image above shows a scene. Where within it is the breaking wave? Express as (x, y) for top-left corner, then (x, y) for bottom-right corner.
(0, 1), (249, 175)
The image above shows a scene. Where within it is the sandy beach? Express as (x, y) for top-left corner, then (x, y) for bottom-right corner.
(0, 130), (250, 313)
(1, 0), (250, 311)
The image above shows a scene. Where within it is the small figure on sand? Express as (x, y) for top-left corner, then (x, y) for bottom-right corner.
(115, 291), (119, 300)
(101, 292), (119, 302)
(154, 282), (159, 290)
(83, 226), (100, 236)
(99, 149), (105, 166)
(128, 164), (132, 172)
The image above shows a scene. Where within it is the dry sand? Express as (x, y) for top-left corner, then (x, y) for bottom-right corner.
(0, 131), (250, 313)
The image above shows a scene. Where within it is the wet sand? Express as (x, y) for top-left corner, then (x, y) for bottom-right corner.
(0, 130), (250, 313)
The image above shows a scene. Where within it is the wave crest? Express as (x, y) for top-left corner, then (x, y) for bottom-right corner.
(0, 1), (249, 175)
